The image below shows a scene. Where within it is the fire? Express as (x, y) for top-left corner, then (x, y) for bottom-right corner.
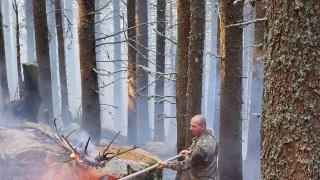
(70, 152), (84, 163)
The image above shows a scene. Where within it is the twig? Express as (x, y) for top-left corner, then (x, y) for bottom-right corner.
(226, 17), (267, 28)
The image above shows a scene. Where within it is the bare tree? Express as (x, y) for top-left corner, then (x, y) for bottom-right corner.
(13, 0), (22, 96)
(55, 0), (71, 125)
(261, 0), (320, 179)
(218, 0), (243, 179)
(153, 0), (166, 142)
(25, 0), (36, 61)
(0, 2), (9, 109)
(78, 0), (101, 144)
(112, 0), (123, 133)
(33, 0), (54, 124)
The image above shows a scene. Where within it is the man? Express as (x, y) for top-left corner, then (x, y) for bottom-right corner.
(158, 114), (218, 180)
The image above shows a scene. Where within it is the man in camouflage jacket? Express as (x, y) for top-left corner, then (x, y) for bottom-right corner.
(158, 115), (218, 180)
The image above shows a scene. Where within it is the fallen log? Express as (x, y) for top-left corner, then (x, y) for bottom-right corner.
(119, 154), (183, 180)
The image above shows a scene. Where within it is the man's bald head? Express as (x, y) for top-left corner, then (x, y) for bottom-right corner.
(190, 114), (207, 136)
(192, 114), (207, 127)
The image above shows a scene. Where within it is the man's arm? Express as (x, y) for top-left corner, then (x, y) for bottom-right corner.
(158, 150), (192, 171)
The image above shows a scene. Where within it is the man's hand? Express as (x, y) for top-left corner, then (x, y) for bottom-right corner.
(157, 161), (167, 169)
(179, 150), (190, 157)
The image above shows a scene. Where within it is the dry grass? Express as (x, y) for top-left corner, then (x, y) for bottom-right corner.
(97, 146), (161, 165)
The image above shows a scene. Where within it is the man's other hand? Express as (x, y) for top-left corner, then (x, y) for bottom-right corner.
(157, 161), (167, 169)
(179, 150), (190, 157)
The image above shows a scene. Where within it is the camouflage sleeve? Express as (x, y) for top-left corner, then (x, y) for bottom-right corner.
(166, 156), (192, 171)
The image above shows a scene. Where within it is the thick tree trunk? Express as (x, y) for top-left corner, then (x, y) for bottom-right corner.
(55, 0), (71, 125)
(175, 0), (190, 153)
(136, 0), (150, 144)
(185, 0), (205, 147)
(218, 0), (243, 179)
(261, 1), (320, 179)
(0, 3), (9, 109)
(21, 62), (41, 121)
(78, 0), (101, 144)
(153, 0), (166, 142)
(127, 0), (137, 145)
(33, 0), (54, 124)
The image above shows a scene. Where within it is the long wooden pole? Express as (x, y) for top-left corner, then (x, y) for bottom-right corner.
(119, 154), (183, 180)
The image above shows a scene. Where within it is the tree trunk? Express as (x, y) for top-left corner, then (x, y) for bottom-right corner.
(153, 0), (166, 142)
(78, 0), (101, 144)
(46, 0), (60, 122)
(126, 0), (137, 145)
(113, 0), (123, 133)
(55, 0), (71, 125)
(206, 0), (219, 130)
(21, 62), (41, 121)
(13, 0), (22, 97)
(243, 1), (265, 179)
(136, 0), (150, 144)
(25, 0), (36, 62)
(175, 0), (190, 154)
(33, 0), (54, 124)
(261, 1), (320, 179)
(0, 2), (9, 109)
(185, 0), (205, 147)
(218, 0), (243, 179)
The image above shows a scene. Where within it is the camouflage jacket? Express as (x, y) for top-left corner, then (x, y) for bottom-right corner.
(167, 129), (218, 180)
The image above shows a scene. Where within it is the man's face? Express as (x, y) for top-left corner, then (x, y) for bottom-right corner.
(189, 117), (205, 136)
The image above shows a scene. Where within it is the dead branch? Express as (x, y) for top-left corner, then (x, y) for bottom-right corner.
(226, 17), (267, 28)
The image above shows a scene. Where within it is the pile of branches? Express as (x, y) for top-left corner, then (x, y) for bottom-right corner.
(18, 120), (138, 169)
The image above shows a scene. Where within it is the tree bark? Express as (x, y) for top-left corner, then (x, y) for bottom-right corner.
(55, 0), (71, 125)
(185, 0), (205, 147)
(153, 0), (166, 142)
(136, 0), (150, 144)
(78, 0), (101, 144)
(127, 0), (137, 145)
(0, 2), (9, 109)
(33, 0), (54, 124)
(261, 1), (320, 179)
(175, 0), (190, 153)
(218, 0), (243, 179)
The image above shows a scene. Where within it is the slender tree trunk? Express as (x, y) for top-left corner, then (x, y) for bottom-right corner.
(33, 0), (54, 124)
(218, 0), (243, 179)
(47, 0), (60, 121)
(136, 0), (150, 144)
(25, 0), (36, 61)
(185, 0), (206, 147)
(127, 0), (137, 145)
(153, 0), (166, 142)
(3, 0), (14, 98)
(78, 0), (101, 144)
(243, 1), (265, 179)
(261, 1), (320, 179)
(0, 2), (9, 109)
(175, 0), (190, 153)
(206, 0), (219, 129)
(167, 0), (177, 145)
(113, 0), (123, 133)
(13, 0), (22, 97)
(55, 0), (70, 125)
